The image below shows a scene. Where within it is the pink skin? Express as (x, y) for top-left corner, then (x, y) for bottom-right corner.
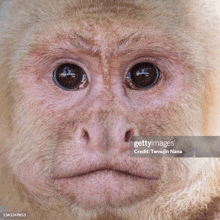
(13, 18), (192, 210)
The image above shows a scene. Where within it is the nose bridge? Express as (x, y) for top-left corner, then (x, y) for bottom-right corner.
(96, 33), (117, 93)
(90, 66), (119, 111)
(94, 68), (124, 111)
(96, 88), (117, 110)
(88, 70), (127, 132)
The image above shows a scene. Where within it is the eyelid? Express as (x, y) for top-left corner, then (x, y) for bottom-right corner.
(123, 56), (160, 74)
(48, 56), (90, 77)
(52, 58), (88, 73)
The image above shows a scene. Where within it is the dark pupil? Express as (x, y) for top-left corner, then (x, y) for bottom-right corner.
(129, 62), (159, 88)
(54, 64), (83, 89)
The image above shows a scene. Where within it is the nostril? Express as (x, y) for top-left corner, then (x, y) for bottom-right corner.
(82, 129), (90, 142)
(124, 129), (134, 142)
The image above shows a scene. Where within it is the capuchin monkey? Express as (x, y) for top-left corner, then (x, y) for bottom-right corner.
(0, 0), (220, 219)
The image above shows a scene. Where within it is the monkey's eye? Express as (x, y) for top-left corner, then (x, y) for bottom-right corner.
(126, 62), (160, 89)
(53, 63), (87, 90)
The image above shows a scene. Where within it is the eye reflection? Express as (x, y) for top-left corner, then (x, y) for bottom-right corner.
(53, 63), (88, 90)
(126, 62), (160, 89)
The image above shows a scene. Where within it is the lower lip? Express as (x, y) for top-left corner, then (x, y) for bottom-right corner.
(54, 170), (160, 209)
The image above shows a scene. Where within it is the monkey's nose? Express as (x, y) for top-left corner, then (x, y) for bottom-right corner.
(81, 129), (135, 142)
(124, 129), (135, 142)
(79, 123), (136, 153)
(81, 128), (90, 143)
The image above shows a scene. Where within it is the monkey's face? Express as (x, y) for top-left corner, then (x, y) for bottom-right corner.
(7, 12), (206, 212)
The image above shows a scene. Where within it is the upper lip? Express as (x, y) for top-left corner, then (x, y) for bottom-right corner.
(52, 156), (162, 180)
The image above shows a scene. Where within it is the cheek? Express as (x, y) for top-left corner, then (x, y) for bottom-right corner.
(9, 101), (59, 198)
(126, 77), (184, 110)
(8, 136), (56, 200)
(15, 160), (52, 197)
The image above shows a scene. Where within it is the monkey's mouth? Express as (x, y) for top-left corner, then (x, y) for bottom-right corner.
(54, 168), (159, 180)
(53, 167), (161, 209)
(52, 156), (162, 209)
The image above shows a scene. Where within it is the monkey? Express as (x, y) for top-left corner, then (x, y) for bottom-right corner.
(0, 0), (220, 219)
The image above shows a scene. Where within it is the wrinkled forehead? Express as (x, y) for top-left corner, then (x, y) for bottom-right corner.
(33, 14), (162, 55)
